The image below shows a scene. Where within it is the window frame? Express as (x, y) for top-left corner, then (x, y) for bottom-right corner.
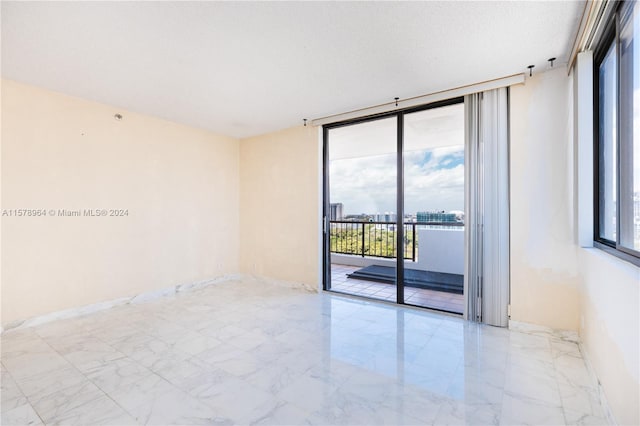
(593, 0), (640, 267)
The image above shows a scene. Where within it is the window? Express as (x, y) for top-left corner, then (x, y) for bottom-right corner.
(594, 0), (640, 265)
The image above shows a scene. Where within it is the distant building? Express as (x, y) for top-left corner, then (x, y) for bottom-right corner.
(330, 203), (344, 221)
(345, 214), (370, 222)
(404, 214), (417, 223)
(376, 212), (395, 222)
(417, 211), (458, 223)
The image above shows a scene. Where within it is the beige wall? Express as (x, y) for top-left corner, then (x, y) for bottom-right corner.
(239, 126), (319, 287)
(579, 249), (639, 425)
(509, 68), (581, 330)
(1, 80), (240, 327)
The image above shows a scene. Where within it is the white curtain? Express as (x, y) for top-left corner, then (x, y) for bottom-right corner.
(465, 88), (510, 327)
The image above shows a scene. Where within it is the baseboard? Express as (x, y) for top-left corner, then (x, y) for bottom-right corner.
(1, 273), (243, 334)
(509, 320), (616, 425)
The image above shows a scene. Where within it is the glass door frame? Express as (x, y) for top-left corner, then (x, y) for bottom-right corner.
(322, 96), (465, 311)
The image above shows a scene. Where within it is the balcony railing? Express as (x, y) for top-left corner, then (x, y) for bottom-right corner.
(329, 220), (464, 261)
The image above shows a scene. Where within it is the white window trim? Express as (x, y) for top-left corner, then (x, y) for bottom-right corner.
(575, 50), (594, 248)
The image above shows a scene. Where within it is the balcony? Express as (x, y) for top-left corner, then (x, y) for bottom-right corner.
(329, 220), (464, 314)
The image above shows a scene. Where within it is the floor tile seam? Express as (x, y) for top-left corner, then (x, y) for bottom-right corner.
(2, 402), (46, 426)
(505, 340), (554, 357)
(550, 352), (594, 372)
(279, 396), (334, 424)
(6, 336), (90, 410)
(0, 364), (23, 391)
(230, 398), (285, 425)
(553, 374), (596, 396)
(35, 323), (135, 366)
(556, 379), (601, 403)
(84, 354), (161, 393)
(562, 407), (607, 424)
(503, 363), (560, 386)
(27, 379), (107, 425)
(549, 350), (598, 423)
(502, 388), (564, 409)
(432, 397), (459, 424)
(99, 364), (191, 422)
(150, 330), (221, 354)
(0, 367), (34, 419)
(15, 333), (143, 424)
(560, 403), (574, 426)
(2, 369), (45, 406)
(86, 324), (153, 352)
(49, 382), (136, 425)
(69, 351), (131, 371)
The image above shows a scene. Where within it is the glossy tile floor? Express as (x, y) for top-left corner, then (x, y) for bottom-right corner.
(330, 264), (464, 314)
(1, 277), (606, 425)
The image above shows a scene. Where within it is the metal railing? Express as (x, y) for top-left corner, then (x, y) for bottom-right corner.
(329, 220), (464, 261)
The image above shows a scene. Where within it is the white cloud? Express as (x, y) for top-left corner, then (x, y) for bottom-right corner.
(330, 146), (464, 215)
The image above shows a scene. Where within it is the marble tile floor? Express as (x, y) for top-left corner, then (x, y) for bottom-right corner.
(1, 277), (606, 425)
(330, 264), (464, 314)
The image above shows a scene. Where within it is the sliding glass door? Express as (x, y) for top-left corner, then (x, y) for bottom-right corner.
(323, 98), (465, 314)
(402, 103), (465, 313)
(325, 116), (398, 303)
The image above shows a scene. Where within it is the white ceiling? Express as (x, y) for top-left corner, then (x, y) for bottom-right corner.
(1, 1), (585, 139)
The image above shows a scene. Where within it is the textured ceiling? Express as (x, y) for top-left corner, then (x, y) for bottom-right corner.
(1, 1), (585, 138)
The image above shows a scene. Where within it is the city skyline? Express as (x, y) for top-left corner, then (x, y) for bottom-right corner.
(330, 205), (463, 219)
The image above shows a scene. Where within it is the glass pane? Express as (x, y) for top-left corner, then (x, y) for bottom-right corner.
(327, 117), (397, 302)
(620, 1), (640, 252)
(599, 42), (618, 242)
(402, 103), (465, 314)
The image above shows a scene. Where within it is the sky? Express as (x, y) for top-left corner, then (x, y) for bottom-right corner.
(329, 145), (464, 215)
(327, 102), (465, 216)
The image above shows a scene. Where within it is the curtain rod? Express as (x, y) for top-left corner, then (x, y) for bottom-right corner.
(311, 73), (525, 127)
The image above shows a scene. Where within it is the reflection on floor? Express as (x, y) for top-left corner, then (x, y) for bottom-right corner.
(1, 277), (605, 425)
(331, 264), (464, 314)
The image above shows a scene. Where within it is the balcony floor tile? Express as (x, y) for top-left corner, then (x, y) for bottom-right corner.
(329, 264), (464, 315)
